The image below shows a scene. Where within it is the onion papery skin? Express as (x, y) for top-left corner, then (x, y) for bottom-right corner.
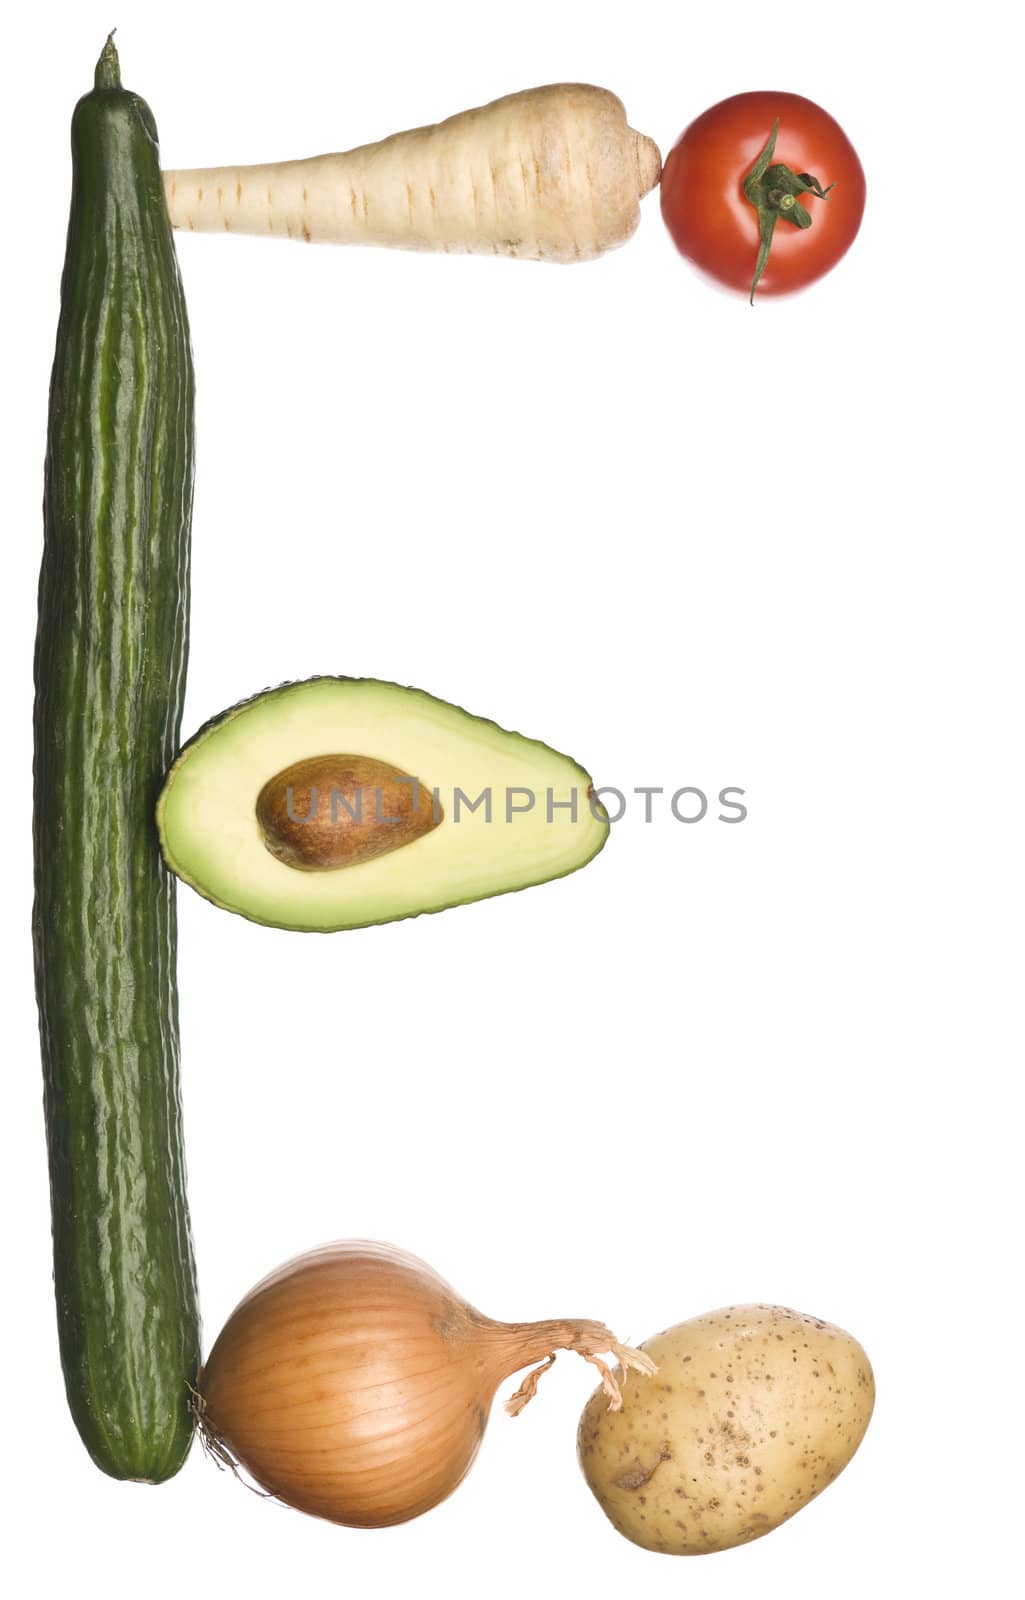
(199, 1240), (611, 1527)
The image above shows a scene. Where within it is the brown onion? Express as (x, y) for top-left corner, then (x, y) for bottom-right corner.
(197, 1239), (654, 1527)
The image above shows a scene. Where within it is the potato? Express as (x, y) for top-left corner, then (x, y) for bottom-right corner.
(577, 1304), (874, 1555)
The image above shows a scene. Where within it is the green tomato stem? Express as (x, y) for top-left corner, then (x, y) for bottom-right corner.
(743, 120), (836, 303)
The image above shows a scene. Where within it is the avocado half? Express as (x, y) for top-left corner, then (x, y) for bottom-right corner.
(157, 677), (609, 931)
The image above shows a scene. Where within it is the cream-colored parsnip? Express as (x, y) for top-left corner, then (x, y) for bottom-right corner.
(163, 85), (660, 263)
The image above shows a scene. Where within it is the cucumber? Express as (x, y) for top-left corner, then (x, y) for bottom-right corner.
(33, 36), (199, 1481)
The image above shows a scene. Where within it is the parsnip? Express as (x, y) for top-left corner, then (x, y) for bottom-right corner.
(164, 84), (661, 262)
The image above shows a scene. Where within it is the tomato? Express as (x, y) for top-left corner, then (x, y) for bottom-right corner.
(660, 91), (866, 299)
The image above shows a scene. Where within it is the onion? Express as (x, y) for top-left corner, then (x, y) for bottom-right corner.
(196, 1240), (654, 1527)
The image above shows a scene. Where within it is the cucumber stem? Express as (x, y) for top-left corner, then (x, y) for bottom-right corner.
(94, 32), (121, 91)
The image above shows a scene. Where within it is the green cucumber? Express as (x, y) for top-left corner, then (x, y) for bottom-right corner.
(34, 36), (199, 1481)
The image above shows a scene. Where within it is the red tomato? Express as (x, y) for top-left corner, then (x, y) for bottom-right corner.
(660, 91), (866, 299)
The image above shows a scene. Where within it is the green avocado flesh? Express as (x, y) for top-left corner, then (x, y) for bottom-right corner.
(157, 678), (609, 931)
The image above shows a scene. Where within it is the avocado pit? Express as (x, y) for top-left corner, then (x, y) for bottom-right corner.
(256, 754), (442, 871)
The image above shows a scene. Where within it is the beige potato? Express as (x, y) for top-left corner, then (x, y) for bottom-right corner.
(578, 1304), (874, 1555)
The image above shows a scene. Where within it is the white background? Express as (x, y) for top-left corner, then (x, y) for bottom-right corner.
(3, 2), (1020, 1594)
